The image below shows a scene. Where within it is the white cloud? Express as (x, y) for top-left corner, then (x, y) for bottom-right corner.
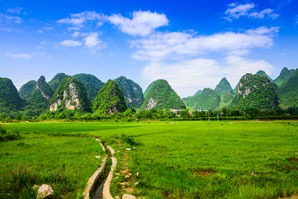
(57, 11), (103, 28)
(72, 31), (81, 37)
(225, 3), (255, 19)
(249, 9), (279, 19)
(84, 32), (101, 48)
(132, 27), (278, 61)
(5, 52), (34, 59)
(141, 56), (274, 97)
(108, 11), (168, 36)
(6, 8), (23, 14)
(0, 13), (22, 24)
(60, 40), (82, 47)
(225, 2), (279, 21)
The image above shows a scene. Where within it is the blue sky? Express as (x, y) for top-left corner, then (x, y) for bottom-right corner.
(0, 0), (297, 97)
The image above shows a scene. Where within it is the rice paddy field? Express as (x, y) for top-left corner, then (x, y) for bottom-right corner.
(0, 121), (297, 198)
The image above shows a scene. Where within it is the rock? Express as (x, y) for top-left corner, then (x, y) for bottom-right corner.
(37, 184), (54, 199)
(125, 173), (132, 180)
(122, 194), (137, 199)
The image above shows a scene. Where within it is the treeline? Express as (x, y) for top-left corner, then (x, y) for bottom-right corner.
(1, 106), (298, 122)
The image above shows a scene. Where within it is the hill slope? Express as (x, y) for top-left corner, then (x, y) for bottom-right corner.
(278, 69), (298, 107)
(24, 76), (53, 116)
(48, 73), (69, 92)
(73, 73), (103, 103)
(19, 80), (37, 100)
(0, 77), (23, 112)
(184, 88), (220, 110)
(215, 77), (234, 107)
(93, 80), (127, 114)
(49, 77), (91, 112)
(231, 74), (279, 110)
(142, 79), (185, 110)
(115, 76), (144, 108)
(274, 67), (295, 87)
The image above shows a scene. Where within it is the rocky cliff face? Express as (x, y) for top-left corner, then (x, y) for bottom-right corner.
(115, 76), (144, 108)
(49, 77), (90, 112)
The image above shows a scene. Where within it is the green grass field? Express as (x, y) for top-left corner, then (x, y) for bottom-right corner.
(1, 121), (297, 198)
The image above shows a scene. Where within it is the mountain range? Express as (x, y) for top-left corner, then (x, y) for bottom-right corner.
(0, 67), (297, 118)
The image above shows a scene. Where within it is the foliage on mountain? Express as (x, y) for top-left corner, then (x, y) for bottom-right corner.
(215, 77), (234, 107)
(278, 69), (298, 107)
(48, 73), (69, 92)
(231, 73), (279, 110)
(142, 79), (186, 110)
(24, 76), (53, 117)
(18, 80), (36, 100)
(215, 77), (233, 94)
(49, 77), (91, 112)
(256, 70), (272, 81)
(93, 80), (127, 114)
(0, 77), (23, 113)
(115, 76), (144, 108)
(73, 73), (103, 103)
(194, 90), (202, 96)
(184, 88), (220, 110)
(274, 67), (295, 87)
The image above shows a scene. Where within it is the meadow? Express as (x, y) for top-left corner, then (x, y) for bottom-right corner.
(0, 121), (297, 198)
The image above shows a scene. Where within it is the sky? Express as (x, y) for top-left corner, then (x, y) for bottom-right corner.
(0, 0), (297, 97)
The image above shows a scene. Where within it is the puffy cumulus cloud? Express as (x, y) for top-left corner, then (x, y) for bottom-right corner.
(60, 40), (82, 47)
(132, 27), (278, 61)
(57, 11), (103, 28)
(108, 11), (168, 36)
(84, 32), (101, 48)
(141, 56), (274, 97)
(60, 33), (102, 49)
(225, 2), (279, 21)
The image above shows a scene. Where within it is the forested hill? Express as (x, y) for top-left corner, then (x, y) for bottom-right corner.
(142, 79), (186, 110)
(0, 67), (298, 120)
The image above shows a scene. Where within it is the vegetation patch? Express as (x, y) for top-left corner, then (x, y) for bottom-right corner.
(192, 168), (216, 177)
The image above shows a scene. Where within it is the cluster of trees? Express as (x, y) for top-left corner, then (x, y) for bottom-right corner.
(1, 106), (297, 122)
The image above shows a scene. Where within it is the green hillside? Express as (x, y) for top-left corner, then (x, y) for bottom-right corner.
(49, 77), (91, 112)
(256, 70), (272, 81)
(142, 79), (185, 110)
(48, 73), (69, 92)
(184, 88), (220, 110)
(215, 77), (234, 107)
(19, 80), (37, 100)
(274, 67), (295, 87)
(0, 77), (23, 112)
(115, 76), (144, 108)
(24, 76), (53, 117)
(278, 69), (298, 107)
(93, 80), (127, 114)
(73, 73), (103, 103)
(231, 74), (279, 110)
